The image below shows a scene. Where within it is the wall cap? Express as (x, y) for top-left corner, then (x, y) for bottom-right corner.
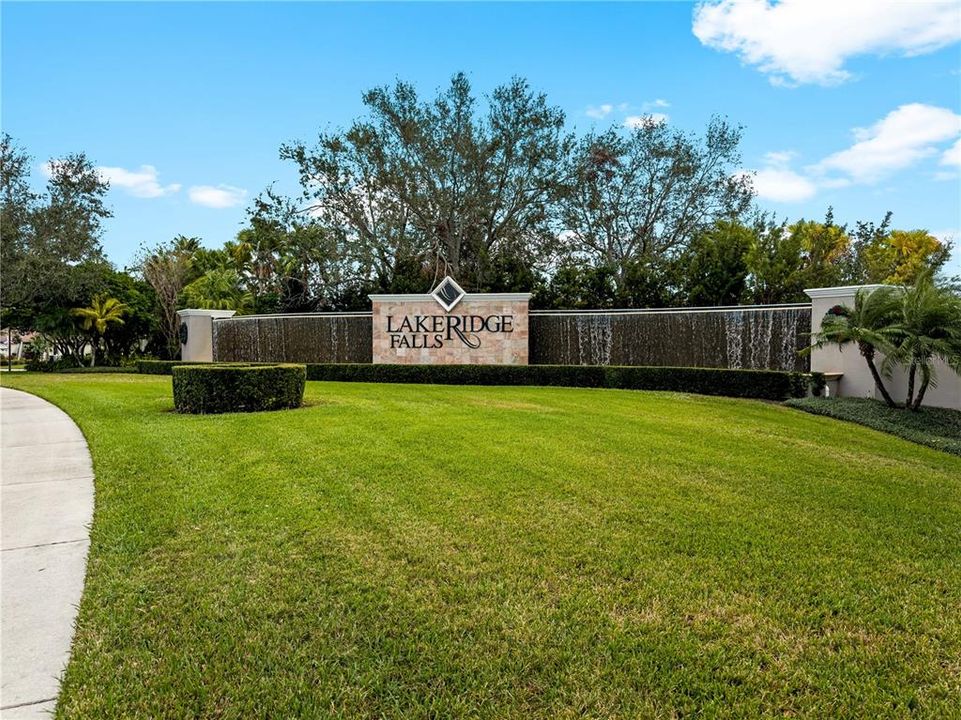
(804, 284), (889, 300)
(177, 309), (238, 319)
(368, 293), (533, 302)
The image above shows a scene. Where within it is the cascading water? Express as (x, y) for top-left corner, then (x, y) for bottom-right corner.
(211, 305), (810, 371)
(724, 311), (745, 369)
(213, 313), (372, 363)
(529, 305), (811, 371)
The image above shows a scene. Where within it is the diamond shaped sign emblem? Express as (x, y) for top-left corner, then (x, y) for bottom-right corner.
(431, 276), (466, 312)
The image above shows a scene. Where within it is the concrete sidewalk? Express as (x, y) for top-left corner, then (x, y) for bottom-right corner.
(1, 388), (94, 719)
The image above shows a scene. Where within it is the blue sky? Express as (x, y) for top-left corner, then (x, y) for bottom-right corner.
(3, 1), (960, 273)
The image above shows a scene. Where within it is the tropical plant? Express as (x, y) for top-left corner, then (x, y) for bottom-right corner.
(884, 273), (961, 410)
(807, 286), (902, 408)
(70, 294), (128, 366)
(182, 269), (253, 313)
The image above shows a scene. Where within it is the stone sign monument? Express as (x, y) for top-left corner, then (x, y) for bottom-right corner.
(369, 277), (532, 365)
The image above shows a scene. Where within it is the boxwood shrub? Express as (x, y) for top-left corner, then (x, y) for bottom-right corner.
(306, 363), (808, 401)
(172, 364), (306, 414)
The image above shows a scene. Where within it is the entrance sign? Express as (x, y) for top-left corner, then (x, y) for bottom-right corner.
(370, 278), (531, 365)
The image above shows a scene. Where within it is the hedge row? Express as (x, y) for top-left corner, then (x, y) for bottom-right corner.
(172, 364), (306, 414)
(137, 360), (270, 375)
(306, 363), (809, 401)
(59, 366), (138, 374)
(137, 359), (190, 375)
(26, 357), (84, 372)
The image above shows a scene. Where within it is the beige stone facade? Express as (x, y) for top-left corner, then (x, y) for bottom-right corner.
(370, 293), (531, 365)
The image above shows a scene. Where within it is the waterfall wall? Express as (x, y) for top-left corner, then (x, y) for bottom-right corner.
(529, 306), (811, 371)
(211, 304), (811, 372)
(212, 314), (372, 364)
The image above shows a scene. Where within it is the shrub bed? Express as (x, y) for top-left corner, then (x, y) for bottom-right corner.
(306, 363), (808, 401)
(786, 396), (961, 456)
(172, 364), (306, 414)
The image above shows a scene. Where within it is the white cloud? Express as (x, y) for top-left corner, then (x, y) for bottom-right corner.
(587, 100), (669, 121)
(942, 138), (961, 167)
(188, 184), (247, 209)
(814, 103), (961, 183)
(96, 165), (181, 198)
(625, 113), (669, 128)
(586, 104), (614, 119)
(746, 149), (816, 202)
(693, 0), (961, 86)
(761, 150), (795, 168)
(745, 103), (961, 202)
(744, 165), (818, 203)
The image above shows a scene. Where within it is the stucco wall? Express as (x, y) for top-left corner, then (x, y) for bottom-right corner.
(178, 309), (236, 362)
(805, 285), (960, 410)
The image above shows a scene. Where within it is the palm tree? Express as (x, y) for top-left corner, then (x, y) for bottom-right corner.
(885, 272), (961, 411)
(70, 295), (128, 367)
(182, 269), (253, 313)
(807, 285), (902, 408)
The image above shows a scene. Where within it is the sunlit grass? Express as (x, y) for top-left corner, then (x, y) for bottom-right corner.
(3, 374), (959, 719)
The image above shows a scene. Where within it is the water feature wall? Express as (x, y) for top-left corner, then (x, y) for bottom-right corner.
(211, 304), (811, 371)
(212, 313), (372, 364)
(529, 305), (811, 371)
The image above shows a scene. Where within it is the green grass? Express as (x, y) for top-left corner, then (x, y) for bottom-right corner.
(786, 396), (961, 457)
(3, 374), (960, 719)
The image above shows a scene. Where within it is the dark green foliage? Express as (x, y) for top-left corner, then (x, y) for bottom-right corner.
(136, 359), (190, 375)
(172, 364), (306, 414)
(26, 356), (84, 372)
(59, 366), (138, 374)
(786, 396), (961, 456)
(281, 73), (570, 294)
(809, 372), (827, 397)
(137, 360), (268, 375)
(306, 363), (807, 401)
(681, 220), (752, 306)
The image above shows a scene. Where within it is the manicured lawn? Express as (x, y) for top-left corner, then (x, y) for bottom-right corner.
(3, 374), (960, 719)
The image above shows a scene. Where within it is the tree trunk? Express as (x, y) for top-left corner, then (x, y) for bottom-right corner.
(905, 361), (916, 408)
(90, 341), (97, 368)
(912, 369), (930, 411)
(858, 342), (898, 408)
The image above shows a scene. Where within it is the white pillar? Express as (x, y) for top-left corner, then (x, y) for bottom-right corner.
(177, 309), (236, 363)
(804, 285), (885, 401)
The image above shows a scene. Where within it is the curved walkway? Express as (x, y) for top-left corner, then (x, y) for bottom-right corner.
(1, 388), (94, 719)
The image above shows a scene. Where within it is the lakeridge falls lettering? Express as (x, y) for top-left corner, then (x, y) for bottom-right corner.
(387, 313), (514, 349)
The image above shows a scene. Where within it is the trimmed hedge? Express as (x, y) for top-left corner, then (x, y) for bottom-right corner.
(137, 360), (269, 375)
(172, 364), (306, 414)
(786, 396), (961, 457)
(137, 359), (190, 375)
(59, 366), (138, 374)
(306, 363), (808, 401)
(26, 357), (84, 372)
